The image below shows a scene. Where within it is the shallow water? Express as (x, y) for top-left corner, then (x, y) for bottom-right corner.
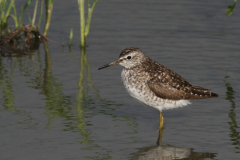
(1, 0), (240, 159)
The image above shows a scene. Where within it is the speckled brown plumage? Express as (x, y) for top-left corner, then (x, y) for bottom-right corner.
(141, 56), (218, 100)
(98, 47), (218, 111)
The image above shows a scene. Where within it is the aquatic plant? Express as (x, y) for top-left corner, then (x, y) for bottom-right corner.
(28, 0), (39, 26)
(0, 0), (48, 57)
(43, 0), (53, 37)
(0, 0), (45, 31)
(10, 0), (33, 28)
(0, 25), (44, 57)
(78, 0), (98, 47)
(69, 28), (73, 46)
(227, 0), (237, 16)
(0, 0), (33, 29)
(0, 0), (14, 29)
(38, 0), (43, 28)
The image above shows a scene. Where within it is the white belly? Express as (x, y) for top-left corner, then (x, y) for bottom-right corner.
(121, 69), (190, 111)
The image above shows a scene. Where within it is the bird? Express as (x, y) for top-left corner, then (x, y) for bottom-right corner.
(98, 47), (218, 130)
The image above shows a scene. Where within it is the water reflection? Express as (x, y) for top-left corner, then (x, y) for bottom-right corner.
(0, 56), (15, 110)
(0, 41), (139, 159)
(130, 143), (216, 160)
(75, 47), (138, 146)
(75, 47), (91, 144)
(224, 76), (240, 153)
(0, 39), (137, 142)
(41, 41), (73, 129)
(133, 123), (217, 159)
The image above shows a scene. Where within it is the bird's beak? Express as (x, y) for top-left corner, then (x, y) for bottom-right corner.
(98, 59), (120, 70)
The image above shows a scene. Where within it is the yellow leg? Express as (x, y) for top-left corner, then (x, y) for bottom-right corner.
(157, 127), (164, 146)
(159, 111), (164, 130)
(157, 111), (164, 146)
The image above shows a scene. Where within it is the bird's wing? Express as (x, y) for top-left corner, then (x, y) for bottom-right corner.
(146, 64), (218, 100)
(148, 81), (218, 100)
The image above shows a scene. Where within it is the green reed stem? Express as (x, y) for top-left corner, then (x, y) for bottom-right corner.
(43, 0), (54, 37)
(0, 0), (14, 29)
(69, 28), (73, 46)
(31, 0), (38, 26)
(19, 0), (32, 27)
(227, 0), (237, 16)
(78, 0), (85, 47)
(38, 0), (43, 28)
(78, 0), (98, 47)
(84, 0), (98, 37)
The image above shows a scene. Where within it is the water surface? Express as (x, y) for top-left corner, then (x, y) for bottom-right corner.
(1, 0), (240, 159)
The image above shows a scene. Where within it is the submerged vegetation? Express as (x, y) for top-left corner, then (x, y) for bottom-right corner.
(0, 24), (44, 57)
(0, 0), (51, 56)
(0, 0), (98, 56)
(0, 0), (50, 57)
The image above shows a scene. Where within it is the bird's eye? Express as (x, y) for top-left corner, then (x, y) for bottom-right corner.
(127, 56), (131, 59)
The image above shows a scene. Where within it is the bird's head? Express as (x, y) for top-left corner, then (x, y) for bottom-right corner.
(98, 47), (146, 70)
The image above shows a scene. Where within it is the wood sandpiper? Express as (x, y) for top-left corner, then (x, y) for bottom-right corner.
(98, 47), (218, 130)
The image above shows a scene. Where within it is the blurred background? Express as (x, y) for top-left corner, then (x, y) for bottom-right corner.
(0, 0), (240, 159)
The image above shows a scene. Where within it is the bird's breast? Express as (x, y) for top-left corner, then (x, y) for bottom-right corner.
(121, 69), (150, 91)
(121, 69), (152, 102)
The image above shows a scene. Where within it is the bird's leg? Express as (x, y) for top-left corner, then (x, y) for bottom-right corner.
(159, 111), (164, 130)
(157, 111), (164, 146)
(157, 127), (164, 146)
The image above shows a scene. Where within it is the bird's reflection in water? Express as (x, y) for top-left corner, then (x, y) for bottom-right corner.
(131, 129), (216, 160)
(131, 144), (216, 160)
